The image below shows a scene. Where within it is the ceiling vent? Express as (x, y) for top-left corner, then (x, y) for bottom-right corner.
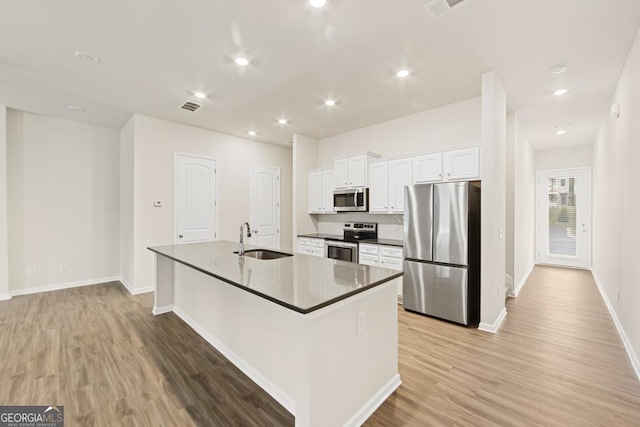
(424, 0), (468, 19)
(179, 100), (203, 112)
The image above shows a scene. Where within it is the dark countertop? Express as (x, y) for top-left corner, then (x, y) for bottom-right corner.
(359, 238), (404, 247)
(297, 233), (343, 240)
(148, 240), (403, 315)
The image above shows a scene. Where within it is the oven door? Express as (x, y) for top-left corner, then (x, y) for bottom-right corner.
(333, 189), (369, 212)
(325, 241), (358, 262)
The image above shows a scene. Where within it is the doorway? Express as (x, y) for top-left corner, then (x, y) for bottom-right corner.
(174, 153), (218, 244)
(536, 168), (591, 268)
(250, 163), (280, 250)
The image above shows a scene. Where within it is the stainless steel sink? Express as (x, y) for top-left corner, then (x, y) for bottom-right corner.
(234, 249), (293, 260)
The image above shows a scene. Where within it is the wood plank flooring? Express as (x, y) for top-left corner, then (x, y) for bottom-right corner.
(1, 266), (639, 426)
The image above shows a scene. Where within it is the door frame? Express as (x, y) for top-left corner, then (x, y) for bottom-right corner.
(535, 167), (592, 269)
(250, 162), (281, 249)
(174, 152), (219, 244)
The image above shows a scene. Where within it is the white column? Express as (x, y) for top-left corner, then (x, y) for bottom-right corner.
(0, 105), (10, 300)
(479, 71), (507, 331)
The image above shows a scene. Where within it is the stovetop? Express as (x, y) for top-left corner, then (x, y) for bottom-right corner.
(325, 222), (378, 243)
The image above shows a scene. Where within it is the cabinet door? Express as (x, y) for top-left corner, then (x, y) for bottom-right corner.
(413, 153), (443, 184)
(310, 247), (325, 258)
(348, 155), (367, 187)
(379, 256), (403, 271)
(308, 171), (323, 213)
(297, 238), (311, 254)
(321, 169), (336, 213)
(333, 159), (349, 189)
(388, 158), (412, 213)
(359, 254), (380, 267)
(443, 147), (480, 181)
(368, 162), (389, 213)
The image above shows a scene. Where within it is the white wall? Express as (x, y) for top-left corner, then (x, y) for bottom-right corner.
(120, 117), (135, 287)
(292, 133), (319, 244)
(317, 97), (481, 168)
(506, 113), (535, 296)
(0, 106), (8, 299)
(592, 28), (640, 377)
(534, 144), (593, 171)
(130, 114), (293, 290)
(6, 110), (120, 293)
(479, 71), (507, 329)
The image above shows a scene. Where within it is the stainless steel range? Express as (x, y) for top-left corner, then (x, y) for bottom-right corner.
(324, 223), (377, 263)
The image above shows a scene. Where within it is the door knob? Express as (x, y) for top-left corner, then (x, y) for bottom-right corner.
(178, 234), (184, 238)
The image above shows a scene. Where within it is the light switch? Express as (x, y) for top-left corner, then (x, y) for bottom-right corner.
(153, 200), (163, 207)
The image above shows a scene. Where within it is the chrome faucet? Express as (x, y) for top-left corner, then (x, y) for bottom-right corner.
(238, 222), (252, 256)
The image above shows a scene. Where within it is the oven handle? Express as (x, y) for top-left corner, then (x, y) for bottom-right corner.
(324, 241), (358, 249)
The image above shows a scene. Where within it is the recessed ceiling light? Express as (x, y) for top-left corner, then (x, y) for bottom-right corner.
(248, 131), (257, 136)
(396, 70), (410, 78)
(278, 119), (288, 125)
(551, 63), (568, 74)
(325, 99), (336, 106)
(553, 89), (569, 96)
(556, 129), (567, 135)
(309, 0), (327, 8)
(68, 105), (86, 112)
(74, 51), (100, 63)
(193, 92), (208, 99)
(235, 57), (250, 66)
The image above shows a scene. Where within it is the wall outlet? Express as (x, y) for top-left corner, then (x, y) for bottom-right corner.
(356, 312), (366, 335)
(617, 288), (620, 301)
(59, 263), (68, 272)
(498, 286), (503, 301)
(498, 227), (504, 240)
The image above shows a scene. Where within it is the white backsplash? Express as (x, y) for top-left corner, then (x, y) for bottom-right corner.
(316, 213), (404, 240)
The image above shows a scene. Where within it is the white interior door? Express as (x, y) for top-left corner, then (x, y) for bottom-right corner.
(536, 168), (591, 268)
(175, 153), (217, 244)
(250, 164), (280, 249)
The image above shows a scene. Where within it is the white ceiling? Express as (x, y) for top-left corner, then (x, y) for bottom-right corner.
(1, 0), (639, 150)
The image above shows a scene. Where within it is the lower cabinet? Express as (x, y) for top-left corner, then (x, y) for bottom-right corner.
(358, 243), (404, 300)
(297, 237), (325, 257)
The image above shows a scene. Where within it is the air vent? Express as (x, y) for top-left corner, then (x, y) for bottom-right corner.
(424, 0), (469, 19)
(179, 100), (203, 112)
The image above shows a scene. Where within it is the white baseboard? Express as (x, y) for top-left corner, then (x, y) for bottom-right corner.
(478, 307), (507, 334)
(344, 374), (402, 427)
(9, 276), (121, 297)
(172, 306), (296, 415)
(591, 270), (640, 381)
(0, 293), (11, 301)
(510, 263), (534, 298)
(152, 305), (174, 315)
(119, 276), (154, 295)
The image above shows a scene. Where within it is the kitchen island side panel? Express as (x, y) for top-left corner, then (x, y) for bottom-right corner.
(159, 260), (400, 427)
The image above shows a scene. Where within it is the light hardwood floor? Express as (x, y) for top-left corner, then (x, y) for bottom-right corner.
(1, 266), (639, 426)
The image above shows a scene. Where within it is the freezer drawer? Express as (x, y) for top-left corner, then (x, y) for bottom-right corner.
(402, 260), (469, 325)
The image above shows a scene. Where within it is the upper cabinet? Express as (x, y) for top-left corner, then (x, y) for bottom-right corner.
(333, 153), (380, 189)
(369, 158), (412, 214)
(443, 147), (480, 181)
(413, 153), (443, 184)
(308, 169), (336, 214)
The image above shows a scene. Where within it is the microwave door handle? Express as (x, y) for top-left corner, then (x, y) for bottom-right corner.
(354, 190), (358, 207)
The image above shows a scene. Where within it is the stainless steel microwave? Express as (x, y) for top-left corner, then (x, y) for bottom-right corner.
(333, 188), (369, 212)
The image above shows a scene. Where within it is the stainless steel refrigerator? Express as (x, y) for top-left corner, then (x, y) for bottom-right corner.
(403, 182), (481, 325)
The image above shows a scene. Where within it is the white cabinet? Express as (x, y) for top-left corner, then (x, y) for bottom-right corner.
(310, 239), (325, 257)
(443, 147), (480, 181)
(297, 237), (311, 254)
(368, 162), (389, 213)
(308, 169), (335, 214)
(413, 153), (443, 184)
(368, 158), (411, 214)
(308, 172), (322, 213)
(298, 237), (325, 257)
(388, 158), (412, 213)
(333, 153), (380, 189)
(358, 243), (404, 300)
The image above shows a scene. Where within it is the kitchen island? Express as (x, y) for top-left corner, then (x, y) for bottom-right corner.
(148, 240), (403, 427)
